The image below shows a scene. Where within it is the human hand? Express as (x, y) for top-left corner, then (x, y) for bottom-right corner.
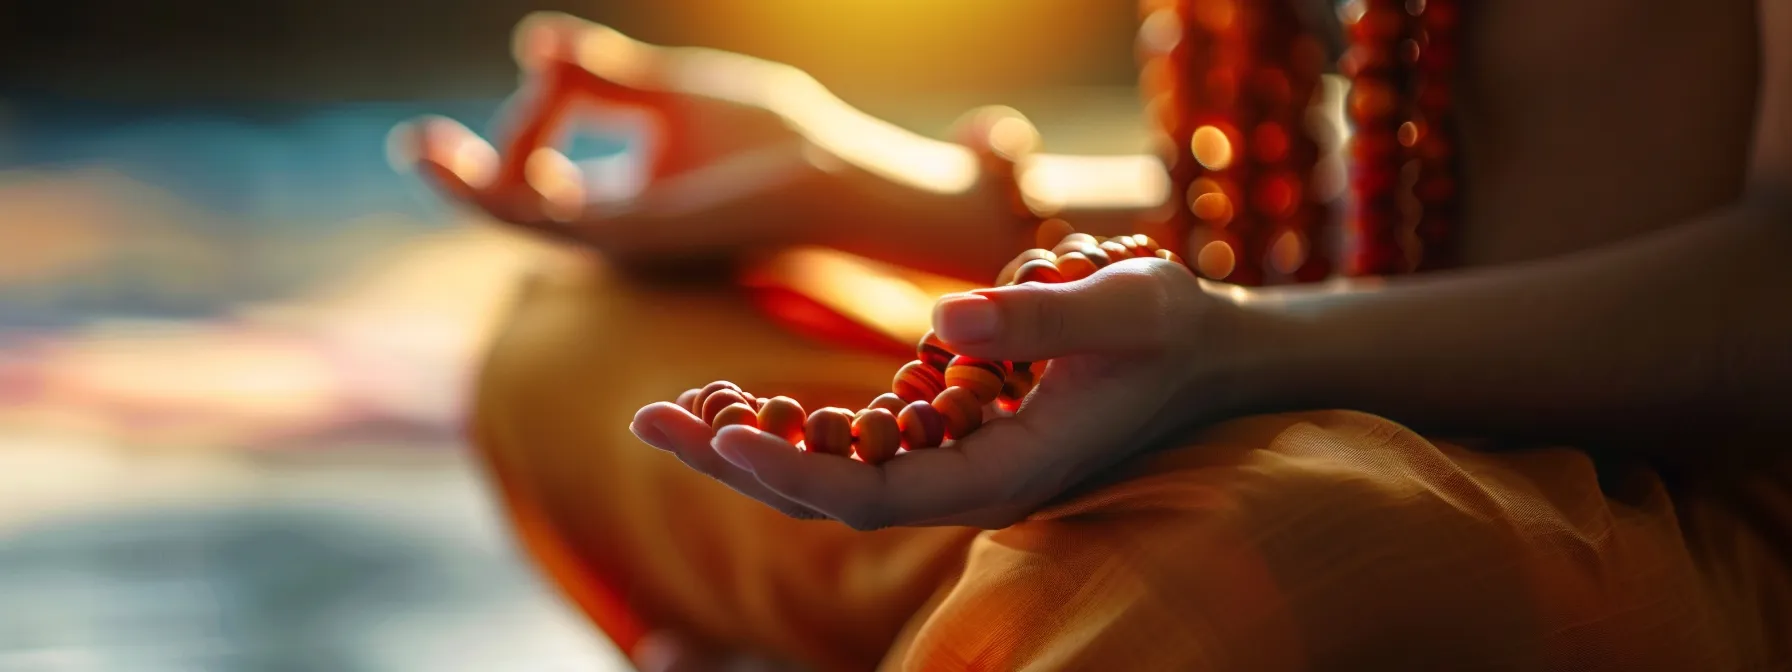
(630, 254), (1257, 529)
(393, 12), (1031, 279)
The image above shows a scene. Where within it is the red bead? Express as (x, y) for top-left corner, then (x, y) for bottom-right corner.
(700, 389), (748, 425)
(917, 330), (954, 371)
(852, 408), (901, 465)
(893, 360), (946, 403)
(932, 386), (984, 439)
(1015, 259), (1065, 284)
(803, 407), (855, 456)
(897, 401), (946, 450)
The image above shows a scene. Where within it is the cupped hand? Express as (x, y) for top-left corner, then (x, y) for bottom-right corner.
(631, 257), (1256, 529)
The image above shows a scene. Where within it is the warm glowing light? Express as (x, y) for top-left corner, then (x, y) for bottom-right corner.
(988, 116), (1042, 160)
(1197, 240), (1237, 279)
(766, 248), (944, 343)
(1018, 154), (1171, 213)
(1192, 192), (1233, 224)
(1270, 230), (1307, 275)
(1252, 123), (1289, 163)
(1138, 9), (1183, 56)
(1193, 0), (1236, 30)
(1398, 120), (1423, 147)
(1191, 126), (1233, 171)
(1255, 174), (1300, 217)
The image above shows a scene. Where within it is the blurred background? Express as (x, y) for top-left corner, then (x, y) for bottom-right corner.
(0, 1), (1148, 669)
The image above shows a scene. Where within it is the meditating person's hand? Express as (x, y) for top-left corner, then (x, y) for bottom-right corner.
(394, 12), (1064, 281)
(631, 255), (1264, 529)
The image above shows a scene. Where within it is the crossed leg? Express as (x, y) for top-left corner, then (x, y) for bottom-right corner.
(472, 259), (1790, 671)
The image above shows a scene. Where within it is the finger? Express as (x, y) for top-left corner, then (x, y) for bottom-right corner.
(931, 258), (1194, 361)
(713, 421), (1044, 530)
(400, 116), (497, 199)
(631, 403), (824, 520)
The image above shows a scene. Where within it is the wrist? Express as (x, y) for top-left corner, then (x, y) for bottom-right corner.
(1194, 281), (1344, 418)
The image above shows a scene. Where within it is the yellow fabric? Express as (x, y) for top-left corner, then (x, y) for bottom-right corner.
(472, 259), (1792, 671)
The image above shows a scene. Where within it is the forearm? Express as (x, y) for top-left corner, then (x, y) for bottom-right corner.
(1235, 192), (1792, 449)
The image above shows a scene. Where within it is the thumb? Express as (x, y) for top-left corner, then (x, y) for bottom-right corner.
(931, 261), (1192, 361)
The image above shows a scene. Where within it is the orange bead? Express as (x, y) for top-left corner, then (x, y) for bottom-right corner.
(700, 389), (748, 424)
(803, 407), (855, 456)
(1056, 252), (1098, 281)
(893, 360), (947, 403)
(711, 403), (759, 430)
(917, 330), (954, 371)
(868, 393), (909, 417)
(1156, 248), (1188, 268)
(1118, 235), (1150, 257)
(675, 388), (700, 413)
(897, 401), (946, 450)
(945, 356), (1007, 404)
(1051, 233), (1099, 256)
(694, 381), (741, 415)
(932, 386), (984, 439)
(852, 408), (901, 465)
(1033, 218), (1076, 251)
(1078, 244), (1112, 268)
(756, 396), (807, 444)
(1100, 240), (1134, 261)
(1014, 259), (1064, 285)
(998, 367), (1036, 404)
(1134, 234), (1163, 253)
(996, 248), (1056, 286)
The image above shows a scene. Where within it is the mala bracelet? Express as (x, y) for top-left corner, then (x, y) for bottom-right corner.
(676, 223), (1186, 464)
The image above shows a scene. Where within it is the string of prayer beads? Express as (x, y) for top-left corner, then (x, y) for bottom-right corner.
(679, 223), (1185, 463)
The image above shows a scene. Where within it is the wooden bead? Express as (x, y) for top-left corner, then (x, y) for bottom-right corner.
(1100, 240), (1134, 261)
(945, 356), (1007, 404)
(1050, 233), (1099, 256)
(1134, 234), (1162, 253)
(893, 360), (947, 403)
(917, 330), (955, 371)
(756, 396), (807, 444)
(1078, 244), (1112, 268)
(1156, 249), (1187, 267)
(996, 248), (1056, 286)
(1119, 235), (1151, 257)
(897, 401), (946, 450)
(999, 367), (1036, 404)
(852, 408), (901, 465)
(1014, 259), (1064, 285)
(694, 381), (742, 415)
(1056, 252), (1098, 281)
(675, 388), (700, 413)
(869, 393), (909, 417)
(700, 389), (748, 424)
(931, 386), (984, 439)
(712, 403), (759, 430)
(803, 407), (855, 456)
(1034, 218), (1076, 251)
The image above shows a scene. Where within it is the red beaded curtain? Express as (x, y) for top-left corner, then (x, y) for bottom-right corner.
(1135, 0), (1461, 285)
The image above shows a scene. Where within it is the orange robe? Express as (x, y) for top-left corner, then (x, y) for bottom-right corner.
(471, 258), (1792, 670)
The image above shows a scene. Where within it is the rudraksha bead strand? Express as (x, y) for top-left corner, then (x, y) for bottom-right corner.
(676, 225), (1189, 462)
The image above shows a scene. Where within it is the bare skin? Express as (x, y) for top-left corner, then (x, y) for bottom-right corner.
(412, 3), (1789, 668)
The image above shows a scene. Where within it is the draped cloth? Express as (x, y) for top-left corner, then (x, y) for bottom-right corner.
(471, 259), (1792, 670)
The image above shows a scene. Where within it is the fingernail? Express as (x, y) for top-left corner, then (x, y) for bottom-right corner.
(712, 426), (758, 472)
(632, 421), (671, 451)
(934, 293), (999, 344)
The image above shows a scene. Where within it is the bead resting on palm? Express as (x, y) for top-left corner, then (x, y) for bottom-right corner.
(675, 225), (1188, 464)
